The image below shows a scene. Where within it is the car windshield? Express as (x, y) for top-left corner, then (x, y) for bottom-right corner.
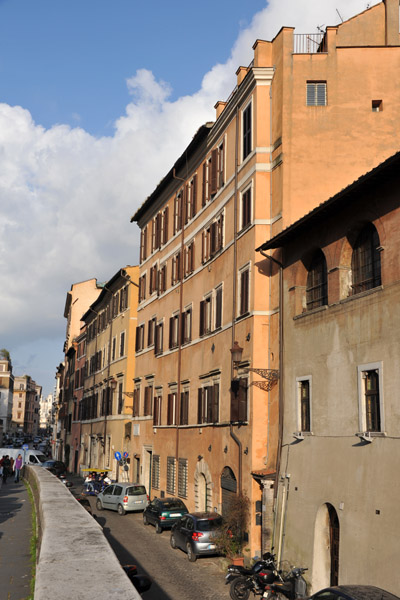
(127, 486), (146, 496)
(36, 455), (47, 463)
(197, 517), (223, 531)
(161, 500), (185, 510)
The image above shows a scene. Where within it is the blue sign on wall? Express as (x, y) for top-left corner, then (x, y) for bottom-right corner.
(114, 451), (121, 461)
(123, 451), (129, 458)
(22, 444), (29, 451)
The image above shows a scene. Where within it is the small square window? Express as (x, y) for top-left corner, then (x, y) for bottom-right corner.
(372, 100), (383, 112)
(306, 82), (327, 106)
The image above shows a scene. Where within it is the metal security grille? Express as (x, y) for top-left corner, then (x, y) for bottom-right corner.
(306, 82), (327, 106)
(167, 457), (176, 494)
(178, 458), (188, 498)
(152, 455), (160, 489)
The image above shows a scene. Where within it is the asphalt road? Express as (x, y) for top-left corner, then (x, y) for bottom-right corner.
(89, 499), (230, 600)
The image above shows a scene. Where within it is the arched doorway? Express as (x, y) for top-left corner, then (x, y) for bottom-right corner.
(194, 459), (213, 511)
(221, 467), (237, 517)
(312, 503), (340, 591)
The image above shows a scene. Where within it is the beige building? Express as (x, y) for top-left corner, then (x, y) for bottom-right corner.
(259, 151), (400, 593)
(40, 393), (53, 432)
(0, 353), (14, 433)
(58, 278), (103, 468)
(130, 0), (400, 559)
(79, 266), (139, 480)
(12, 375), (38, 435)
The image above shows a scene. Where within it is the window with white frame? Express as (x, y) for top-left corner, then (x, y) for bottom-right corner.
(169, 312), (180, 350)
(182, 305), (192, 344)
(167, 391), (177, 425)
(230, 376), (248, 422)
(135, 324), (145, 352)
(240, 186), (252, 230)
(242, 101), (252, 160)
(167, 457), (176, 494)
(180, 388), (189, 425)
(306, 81), (327, 106)
(120, 331), (125, 357)
(238, 264), (250, 317)
(197, 382), (219, 424)
(153, 392), (162, 426)
(199, 295), (212, 336)
(296, 377), (312, 433)
(358, 363), (384, 433)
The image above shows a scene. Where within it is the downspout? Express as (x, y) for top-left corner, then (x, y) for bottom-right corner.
(172, 168), (186, 462)
(230, 105), (242, 494)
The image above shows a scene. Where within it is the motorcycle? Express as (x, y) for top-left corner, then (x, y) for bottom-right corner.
(263, 566), (308, 600)
(226, 552), (279, 600)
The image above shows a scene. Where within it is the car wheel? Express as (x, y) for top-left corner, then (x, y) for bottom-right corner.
(155, 521), (163, 534)
(186, 543), (197, 562)
(143, 513), (149, 525)
(96, 499), (103, 511)
(117, 504), (126, 516)
(170, 534), (177, 549)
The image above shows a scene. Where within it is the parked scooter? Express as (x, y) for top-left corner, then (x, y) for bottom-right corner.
(226, 552), (278, 600)
(263, 566), (308, 599)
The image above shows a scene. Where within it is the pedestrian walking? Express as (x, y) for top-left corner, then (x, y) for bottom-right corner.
(2, 455), (11, 484)
(14, 454), (23, 483)
(0, 463), (3, 491)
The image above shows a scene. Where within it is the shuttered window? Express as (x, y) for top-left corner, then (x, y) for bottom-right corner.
(241, 188), (251, 230)
(144, 385), (153, 416)
(167, 457), (176, 494)
(153, 395), (162, 426)
(215, 286), (223, 330)
(230, 377), (248, 422)
(239, 268), (250, 316)
(306, 82), (327, 106)
(167, 393), (176, 425)
(154, 322), (164, 356)
(243, 103), (252, 160)
(180, 390), (189, 425)
(197, 384), (219, 424)
(133, 388), (140, 417)
(178, 458), (188, 498)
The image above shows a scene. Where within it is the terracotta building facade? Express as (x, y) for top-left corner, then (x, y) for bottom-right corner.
(131, 0), (400, 558)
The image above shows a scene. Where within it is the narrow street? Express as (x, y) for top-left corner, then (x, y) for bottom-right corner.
(89, 498), (230, 600)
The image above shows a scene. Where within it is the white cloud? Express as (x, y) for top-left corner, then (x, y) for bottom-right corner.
(0, 0), (380, 392)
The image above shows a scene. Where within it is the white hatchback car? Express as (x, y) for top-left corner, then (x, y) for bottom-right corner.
(96, 483), (148, 515)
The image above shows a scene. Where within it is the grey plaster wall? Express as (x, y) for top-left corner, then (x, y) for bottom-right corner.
(28, 466), (141, 600)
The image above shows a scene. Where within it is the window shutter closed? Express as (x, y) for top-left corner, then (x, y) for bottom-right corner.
(202, 162), (207, 206)
(238, 378), (248, 421)
(197, 388), (203, 423)
(163, 207), (169, 244)
(199, 300), (205, 336)
(167, 394), (174, 425)
(192, 174), (197, 216)
(210, 149), (218, 196)
(212, 383), (219, 422)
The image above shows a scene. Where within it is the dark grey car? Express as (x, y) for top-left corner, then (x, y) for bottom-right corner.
(307, 586), (400, 600)
(170, 512), (223, 561)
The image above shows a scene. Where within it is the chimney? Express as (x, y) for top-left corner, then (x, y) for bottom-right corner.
(236, 66), (248, 86)
(253, 39), (272, 67)
(214, 101), (227, 119)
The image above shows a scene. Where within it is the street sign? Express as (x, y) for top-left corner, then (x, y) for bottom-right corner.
(114, 451), (121, 461)
(22, 444), (29, 451)
(123, 451), (129, 458)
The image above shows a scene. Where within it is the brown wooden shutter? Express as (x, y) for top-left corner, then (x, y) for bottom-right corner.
(210, 148), (218, 196)
(241, 269), (249, 315)
(215, 287), (222, 329)
(206, 386), (212, 423)
(185, 183), (189, 224)
(238, 378), (248, 421)
(192, 174), (197, 216)
(212, 383), (219, 422)
(202, 162), (207, 207)
(191, 242), (195, 273)
(140, 230), (144, 263)
(201, 231), (205, 263)
(163, 207), (168, 244)
(199, 300), (205, 336)
(169, 317), (174, 349)
(218, 214), (224, 250)
(197, 388), (203, 423)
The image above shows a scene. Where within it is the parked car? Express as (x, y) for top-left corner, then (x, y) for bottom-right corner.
(143, 497), (188, 533)
(96, 483), (148, 515)
(41, 460), (67, 476)
(81, 481), (103, 496)
(170, 512), (223, 561)
(307, 586), (400, 600)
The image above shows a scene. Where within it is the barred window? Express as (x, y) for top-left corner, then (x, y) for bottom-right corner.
(166, 457), (176, 495)
(351, 224), (381, 295)
(178, 458), (188, 498)
(152, 455), (160, 490)
(306, 82), (327, 106)
(306, 250), (328, 310)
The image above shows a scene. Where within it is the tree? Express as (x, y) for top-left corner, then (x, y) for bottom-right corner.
(0, 349), (11, 362)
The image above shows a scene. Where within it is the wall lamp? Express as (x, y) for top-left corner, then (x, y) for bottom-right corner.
(230, 341), (243, 370)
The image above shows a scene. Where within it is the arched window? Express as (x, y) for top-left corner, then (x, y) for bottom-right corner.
(351, 224), (381, 295)
(306, 250), (328, 310)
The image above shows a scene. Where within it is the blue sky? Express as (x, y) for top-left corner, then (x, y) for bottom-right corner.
(0, 0), (377, 400)
(0, 0), (265, 136)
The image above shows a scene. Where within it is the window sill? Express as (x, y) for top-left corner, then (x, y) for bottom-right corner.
(236, 312), (250, 322)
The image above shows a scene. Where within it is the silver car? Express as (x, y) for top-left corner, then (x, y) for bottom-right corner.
(96, 483), (148, 515)
(170, 512), (223, 561)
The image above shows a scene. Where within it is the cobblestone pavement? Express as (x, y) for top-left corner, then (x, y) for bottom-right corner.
(0, 479), (32, 600)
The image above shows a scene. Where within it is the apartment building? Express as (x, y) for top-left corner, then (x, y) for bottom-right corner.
(259, 151), (400, 593)
(131, 0), (400, 558)
(79, 266), (139, 481)
(59, 278), (103, 468)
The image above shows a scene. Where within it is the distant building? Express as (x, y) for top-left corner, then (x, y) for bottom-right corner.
(0, 352), (14, 433)
(13, 375), (38, 435)
(39, 393), (53, 431)
(258, 151), (400, 593)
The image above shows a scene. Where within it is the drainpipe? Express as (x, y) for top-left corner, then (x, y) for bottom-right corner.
(230, 105), (243, 494)
(172, 168), (186, 461)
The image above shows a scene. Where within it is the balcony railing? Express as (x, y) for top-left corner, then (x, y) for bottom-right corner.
(294, 33), (327, 54)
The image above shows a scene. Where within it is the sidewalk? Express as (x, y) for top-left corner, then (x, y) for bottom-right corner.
(0, 478), (32, 600)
